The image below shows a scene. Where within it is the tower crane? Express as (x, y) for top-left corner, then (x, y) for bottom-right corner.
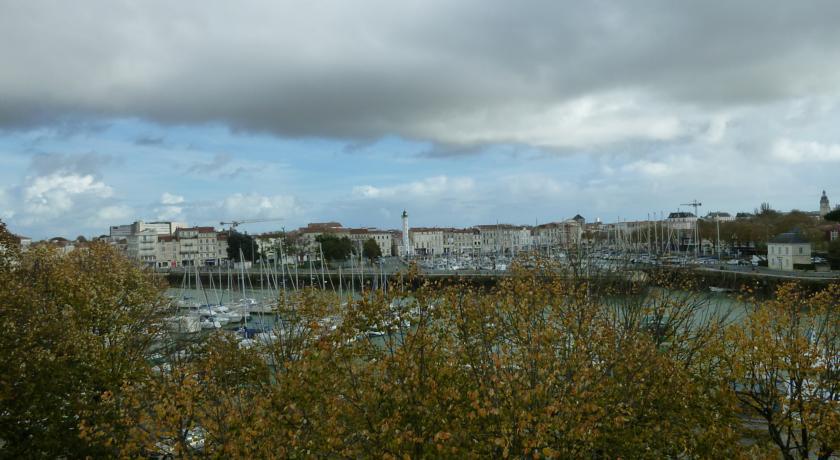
(680, 200), (702, 258)
(219, 218), (285, 232)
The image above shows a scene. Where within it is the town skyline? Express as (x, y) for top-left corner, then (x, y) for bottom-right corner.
(3, 1), (840, 239)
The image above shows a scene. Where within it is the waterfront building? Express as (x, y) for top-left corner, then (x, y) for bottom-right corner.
(704, 211), (735, 222)
(442, 227), (481, 255)
(347, 228), (394, 257)
(532, 220), (582, 248)
(475, 224), (532, 255)
(410, 227), (445, 257)
(109, 220), (186, 238)
(767, 230), (811, 271)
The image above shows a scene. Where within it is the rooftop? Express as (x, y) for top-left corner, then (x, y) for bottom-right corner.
(769, 230), (810, 245)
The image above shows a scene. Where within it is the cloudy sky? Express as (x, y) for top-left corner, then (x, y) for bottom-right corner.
(2, 1), (840, 239)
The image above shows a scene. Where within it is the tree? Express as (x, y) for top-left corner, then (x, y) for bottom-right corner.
(825, 208), (840, 223)
(316, 234), (353, 262)
(828, 239), (840, 269)
(727, 283), (840, 459)
(362, 238), (382, 262)
(0, 219), (21, 272)
(0, 242), (167, 458)
(226, 230), (257, 262)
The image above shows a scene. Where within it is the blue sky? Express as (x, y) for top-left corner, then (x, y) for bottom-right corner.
(2, 1), (840, 239)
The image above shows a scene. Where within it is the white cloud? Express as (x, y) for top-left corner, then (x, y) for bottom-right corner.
(771, 138), (840, 163)
(221, 193), (302, 220)
(23, 173), (113, 218)
(353, 175), (475, 199)
(91, 205), (133, 227)
(621, 160), (672, 177)
(413, 93), (685, 149)
(161, 192), (185, 205)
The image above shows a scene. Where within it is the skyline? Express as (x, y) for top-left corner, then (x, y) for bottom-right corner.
(3, 1), (840, 239)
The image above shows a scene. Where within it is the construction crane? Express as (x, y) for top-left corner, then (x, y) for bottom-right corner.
(219, 218), (285, 232)
(680, 200), (702, 258)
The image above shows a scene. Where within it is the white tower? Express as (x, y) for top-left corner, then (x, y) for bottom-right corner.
(820, 190), (830, 217)
(401, 210), (411, 257)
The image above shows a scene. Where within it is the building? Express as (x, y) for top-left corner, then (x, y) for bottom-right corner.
(532, 220), (582, 248)
(12, 234), (32, 250)
(171, 227), (228, 267)
(296, 222), (348, 257)
(705, 211), (735, 222)
(442, 228), (481, 255)
(475, 224), (532, 254)
(347, 228), (393, 257)
(767, 230), (811, 271)
(820, 190), (831, 217)
(126, 229), (159, 265)
(110, 220), (186, 238)
(665, 212), (697, 231)
(410, 228), (445, 257)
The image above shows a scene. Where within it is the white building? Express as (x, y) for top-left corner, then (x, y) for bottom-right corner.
(532, 220), (583, 248)
(410, 228), (445, 257)
(705, 212), (735, 222)
(665, 212), (697, 231)
(172, 227), (228, 267)
(442, 228), (481, 255)
(126, 229), (159, 265)
(110, 220), (187, 237)
(767, 230), (811, 271)
(347, 228), (393, 257)
(475, 224), (532, 254)
(296, 222), (348, 256)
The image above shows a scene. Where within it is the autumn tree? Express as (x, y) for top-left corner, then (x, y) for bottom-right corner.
(727, 282), (840, 459)
(0, 242), (168, 458)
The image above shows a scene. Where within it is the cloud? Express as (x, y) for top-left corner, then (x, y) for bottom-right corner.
(94, 205), (133, 224)
(771, 138), (840, 163)
(353, 176), (475, 199)
(160, 192), (185, 205)
(3, 1), (840, 150)
(220, 193), (303, 220)
(28, 151), (117, 176)
(23, 173), (113, 218)
(134, 135), (165, 146)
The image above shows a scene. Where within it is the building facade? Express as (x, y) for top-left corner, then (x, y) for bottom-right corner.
(767, 231), (811, 271)
(820, 191), (831, 217)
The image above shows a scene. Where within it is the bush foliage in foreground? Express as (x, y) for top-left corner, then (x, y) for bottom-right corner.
(0, 226), (837, 458)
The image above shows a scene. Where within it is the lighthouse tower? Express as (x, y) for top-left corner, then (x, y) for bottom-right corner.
(401, 210), (411, 257)
(820, 190), (830, 217)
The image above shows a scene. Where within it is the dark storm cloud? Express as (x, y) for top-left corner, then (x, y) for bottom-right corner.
(2, 1), (840, 147)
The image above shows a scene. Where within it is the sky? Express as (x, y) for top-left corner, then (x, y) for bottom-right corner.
(2, 1), (840, 239)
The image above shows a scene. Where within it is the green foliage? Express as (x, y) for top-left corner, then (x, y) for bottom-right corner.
(698, 209), (826, 250)
(0, 243), (167, 458)
(828, 239), (840, 269)
(226, 230), (257, 262)
(362, 238), (382, 261)
(825, 208), (840, 223)
(316, 233), (353, 262)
